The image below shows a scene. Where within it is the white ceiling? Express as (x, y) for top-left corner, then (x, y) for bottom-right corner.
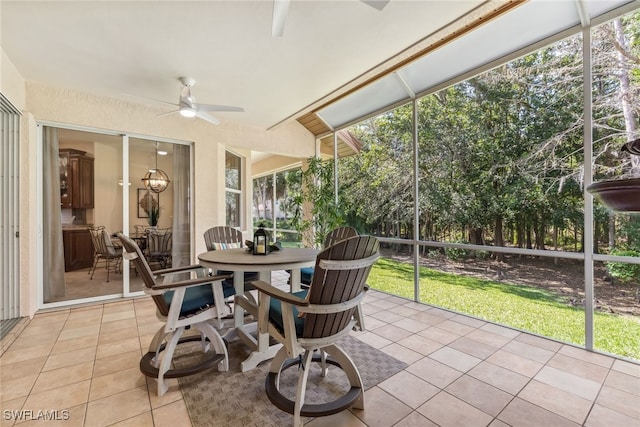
(1, 0), (487, 130)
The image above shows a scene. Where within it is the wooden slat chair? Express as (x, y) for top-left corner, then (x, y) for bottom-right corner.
(88, 226), (122, 282)
(203, 225), (259, 294)
(299, 226), (358, 285)
(146, 228), (172, 270)
(118, 233), (232, 396)
(252, 235), (380, 427)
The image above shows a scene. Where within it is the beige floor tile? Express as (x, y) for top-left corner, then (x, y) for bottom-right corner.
(445, 375), (513, 416)
(502, 340), (555, 364)
(479, 322), (520, 339)
(63, 318), (102, 331)
(518, 380), (592, 424)
(546, 353), (609, 383)
(8, 332), (59, 351)
(498, 398), (580, 427)
(612, 358), (640, 377)
(396, 334), (442, 356)
(0, 343), (53, 366)
(92, 350), (140, 377)
(604, 369), (640, 396)
(585, 403), (640, 427)
(429, 347), (481, 372)
(378, 371), (439, 409)
(368, 299), (400, 310)
(467, 361), (529, 395)
(146, 377), (183, 409)
(558, 345), (614, 368)
(18, 322), (65, 338)
(534, 365), (601, 400)
(137, 322), (163, 337)
(392, 411), (438, 427)
(57, 325), (101, 342)
(408, 311), (448, 326)
(89, 366), (147, 401)
(416, 391), (493, 427)
(95, 337), (141, 359)
(406, 357), (463, 389)
(0, 357), (47, 382)
(369, 311), (405, 324)
(360, 316), (386, 331)
(67, 306), (103, 320)
(151, 399), (191, 427)
(465, 329), (512, 348)
(433, 319), (477, 336)
(353, 387), (412, 427)
(32, 361), (94, 393)
(50, 334), (98, 355)
(22, 380), (90, 413)
(85, 386), (150, 427)
(0, 374), (39, 402)
(371, 324), (414, 343)
(417, 326), (460, 345)
(448, 336), (498, 360)
(391, 318), (430, 334)
(388, 305), (421, 318)
(27, 312), (69, 326)
(306, 409), (367, 426)
(42, 346), (96, 372)
(355, 332), (393, 349)
(449, 313), (484, 326)
(595, 385), (640, 420)
(102, 301), (135, 314)
(16, 403), (86, 427)
(0, 396), (26, 427)
(101, 310), (136, 324)
(99, 317), (137, 333)
(98, 327), (135, 345)
(107, 411), (154, 427)
(379, 343), (423, 365)
(486, 349), (543, 378)
(515, 332), (563, 352)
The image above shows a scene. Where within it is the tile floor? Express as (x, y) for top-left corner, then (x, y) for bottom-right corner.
(1, 271), (639, 427)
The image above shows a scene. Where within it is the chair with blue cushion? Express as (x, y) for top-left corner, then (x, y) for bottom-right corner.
(299, 226), (358, 285)
(118, 233), (232, 397)
(252, 235), (380, 427)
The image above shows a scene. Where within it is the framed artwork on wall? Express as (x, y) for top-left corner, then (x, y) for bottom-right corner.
(138, 188), (159, 219)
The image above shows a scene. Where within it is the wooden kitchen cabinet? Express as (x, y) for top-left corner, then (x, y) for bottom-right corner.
(59, 149), (94, 208)
(63, 228), (94, 271)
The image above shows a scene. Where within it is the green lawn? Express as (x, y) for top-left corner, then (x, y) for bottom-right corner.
(367, 257), (640, 360)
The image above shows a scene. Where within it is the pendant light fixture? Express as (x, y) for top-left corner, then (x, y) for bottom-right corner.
(141, 142), (170, 193)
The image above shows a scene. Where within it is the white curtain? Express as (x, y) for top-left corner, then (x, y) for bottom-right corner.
(172, 144), (191, 268)
(42, 126), (65, 301)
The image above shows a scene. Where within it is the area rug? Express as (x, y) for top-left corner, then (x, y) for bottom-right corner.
(175, 334), (407, 427)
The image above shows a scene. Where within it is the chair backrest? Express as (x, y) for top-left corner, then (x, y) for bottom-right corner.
(89, 226), (117, 256)
(133, 224), (149, 237)
(303, 235), (379, 339)
(323, 226), (358, 248)
(147, 228), (172, 254)
(117, 233), (170, 315)
(203, 226), (243, 251)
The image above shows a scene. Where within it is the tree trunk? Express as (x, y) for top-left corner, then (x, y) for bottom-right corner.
(494, 217), (504, 261)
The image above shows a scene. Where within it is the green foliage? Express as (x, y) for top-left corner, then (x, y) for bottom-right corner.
(367, 258), (640, 359)
(290, 157), (344, 247)
(606, 249), (640, 284)
(148, 204), (159, 226)
(444, 242), (469, 260)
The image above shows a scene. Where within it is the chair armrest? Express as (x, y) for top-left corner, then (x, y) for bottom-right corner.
(251, 280), (309, 307)
(153, 264), (208, 276)
(152, 273), (232, 290)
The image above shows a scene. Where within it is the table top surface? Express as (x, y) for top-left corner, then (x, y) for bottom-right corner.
(198, 247), (318, 269)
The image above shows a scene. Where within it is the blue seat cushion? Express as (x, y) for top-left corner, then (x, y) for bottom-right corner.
(300, 267), (314, 285)
(163, 283), (227, 317)
(268, 290), (308, 337)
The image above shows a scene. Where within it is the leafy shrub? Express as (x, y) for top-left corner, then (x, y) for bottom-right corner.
(606, 249), (640, 285)
(444, 242), (469, 260)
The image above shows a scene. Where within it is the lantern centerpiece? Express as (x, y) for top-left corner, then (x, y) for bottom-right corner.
(253, 223), (269, 255)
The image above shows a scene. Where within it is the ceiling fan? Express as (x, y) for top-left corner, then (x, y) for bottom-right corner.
(157, 77), (244, 125)
(272, 0), (390, 37)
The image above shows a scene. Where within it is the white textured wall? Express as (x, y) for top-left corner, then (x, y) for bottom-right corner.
(1, 49), (26, 110)
(17, 81), (315, 315)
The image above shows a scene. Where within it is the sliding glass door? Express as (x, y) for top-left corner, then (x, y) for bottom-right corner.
(41, 126), (192, 307)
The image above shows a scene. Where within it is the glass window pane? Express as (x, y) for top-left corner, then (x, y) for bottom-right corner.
(275, 169), (302, 231)
(226, 191), (240, 227)
(253, 175), (273, 228)
(226, 152), (241, 190)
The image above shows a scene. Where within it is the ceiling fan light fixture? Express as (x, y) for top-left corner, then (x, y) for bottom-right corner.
(180, 106), (197, 118)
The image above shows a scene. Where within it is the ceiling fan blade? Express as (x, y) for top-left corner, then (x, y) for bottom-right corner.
(361, 0), (390, 11)
(272, 0), (290, 37)
(195, 110), (220, 125)
(157, 110), (180, 118)
(198, 103), (244, 113)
